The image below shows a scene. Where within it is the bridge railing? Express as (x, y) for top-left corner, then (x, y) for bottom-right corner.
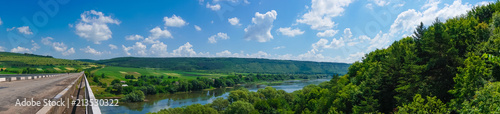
(83, 73), (102, 114)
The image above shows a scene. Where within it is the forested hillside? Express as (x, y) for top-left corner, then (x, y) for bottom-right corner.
(90, 57), (351, 75)
(149, 2), (500, 114)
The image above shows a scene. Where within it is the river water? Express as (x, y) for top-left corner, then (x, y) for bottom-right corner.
(100, 78), (330, 114)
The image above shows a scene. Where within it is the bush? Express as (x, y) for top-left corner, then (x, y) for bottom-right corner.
(122, 90), (145, 102)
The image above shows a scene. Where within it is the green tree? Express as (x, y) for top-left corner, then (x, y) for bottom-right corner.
(449, 53), (491, 109)
(183, 104), (218, 114)
(210, 97), (229, 112)
(225, 101), (257, 114)
(459, 82), (500, 113)
(396, 94), (449, 114)
(122, 90), (145, 102)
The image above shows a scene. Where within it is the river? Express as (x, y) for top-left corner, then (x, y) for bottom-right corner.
(100, 78), (330, 114)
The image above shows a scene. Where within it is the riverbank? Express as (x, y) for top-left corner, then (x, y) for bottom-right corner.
(99, 78), (331, 114)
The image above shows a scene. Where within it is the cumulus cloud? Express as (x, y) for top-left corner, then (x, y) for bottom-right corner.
(17, 26), (33, 35)
(312, 38), (345, 50)
(297, 0), (353, 30)
(150, 42), (168, 56)
(206, 3), (221, 11)
(316, 29), (339, 37)
(62, 48), (75, 56)
(74, 10), (120, 44)
(7, 26), (33, 35)
(164, 15), (187, 27)
(11, 47), (32, 53)
(172, 42), (197, 57)
(194, 25), (202, 31)
(390, 0), (472, 36)
(244, 10), (277, 42)
(41, 37), (75, 56)
(125, 34), (144, 40)
(122, 42), (147, 56)
(81, 46), (104, 55)
(228, 17), (241, 26)
(370, 0), (390, 6)
(149, 27), (173, 39)
(109, 44), (118, 50)
(208, 32), (230, 43)
(277, 27), (304, 37)
(0, 46), (5, 51)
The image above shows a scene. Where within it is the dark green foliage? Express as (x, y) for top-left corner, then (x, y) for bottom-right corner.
(459, 82), (500, 113)
(209, 97), (229, 112)
(396, 94), (449, 114)
(122, 90), (145, 102)
(93, 57), (350, 75)
(225, 101), (258, 114)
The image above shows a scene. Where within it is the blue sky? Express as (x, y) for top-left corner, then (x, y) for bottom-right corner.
(0, 0), (492, 63)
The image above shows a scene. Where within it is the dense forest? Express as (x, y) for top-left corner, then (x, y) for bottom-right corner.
(85, 57), (350, 75)
(149, 2), (500, 114)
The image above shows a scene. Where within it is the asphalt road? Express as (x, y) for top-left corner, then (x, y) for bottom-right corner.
(0, 73), (81, 114)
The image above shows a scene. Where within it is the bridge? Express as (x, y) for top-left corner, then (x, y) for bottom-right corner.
(0, 72), (101, 114)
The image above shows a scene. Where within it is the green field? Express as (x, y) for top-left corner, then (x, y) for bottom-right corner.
(94, 66), (230, 83)
(0, 52), (100, 74)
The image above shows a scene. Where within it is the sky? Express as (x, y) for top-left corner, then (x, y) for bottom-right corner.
(0, 0), (493, 63)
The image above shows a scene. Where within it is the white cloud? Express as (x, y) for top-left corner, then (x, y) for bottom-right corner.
(228, 17), (241, 26)
(7, 26), (33, 35)
(122, 42), (147, 56)
(244, 10), (277, 42)
(164, 15), (187, 27)
(11, 46), (32, 53)
(297, 0), (353, 30)
(370, 0), (390, 6)
(208, 32), (230, 43)
(62, 48), (75, 56)
(277, 27), (304, 37)
(8, 40), (39, 53)
(194, 25), (202, 31)
(273, 46), (285, 50)
(172, 42), (197, 57)
(150, 42), (168, 56)
(74, 10), (120, 44)
(125, 34), (144, 40)
(312, 38), (345, 50)
(343, 28), (352, 39)
(366, 4), (374, 10)
(109, 44), (118, 50)
(390, 0), (472, 36)
(0, 17), (2, 25)
(206, 3), (221, 11)
(17, 26), (33, 35)
(0, 46), (5, 51)
(316, 29), (339, 37)
(149, 27), (173, 39)
(475, 1), (493, 6)
(41, 37), (75, 56)
(81, 46), (104, 55)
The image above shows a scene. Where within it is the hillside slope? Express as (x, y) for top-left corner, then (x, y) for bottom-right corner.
(91, 57), (351, 75)
(0, 52), (99, 73)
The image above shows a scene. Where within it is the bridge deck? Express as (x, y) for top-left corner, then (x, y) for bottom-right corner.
(0, 73), (81, 114)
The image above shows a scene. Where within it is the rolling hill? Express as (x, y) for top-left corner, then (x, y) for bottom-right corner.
(87, 57), (351, 75)
(0, 52), (99, 73)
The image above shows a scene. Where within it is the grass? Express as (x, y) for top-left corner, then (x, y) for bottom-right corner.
(94, 66), (229, 83)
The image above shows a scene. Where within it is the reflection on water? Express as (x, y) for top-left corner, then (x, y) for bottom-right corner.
(100, 78), (330, 114)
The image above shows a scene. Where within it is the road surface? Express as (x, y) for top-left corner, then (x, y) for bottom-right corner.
(0, 73), (81, 114)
